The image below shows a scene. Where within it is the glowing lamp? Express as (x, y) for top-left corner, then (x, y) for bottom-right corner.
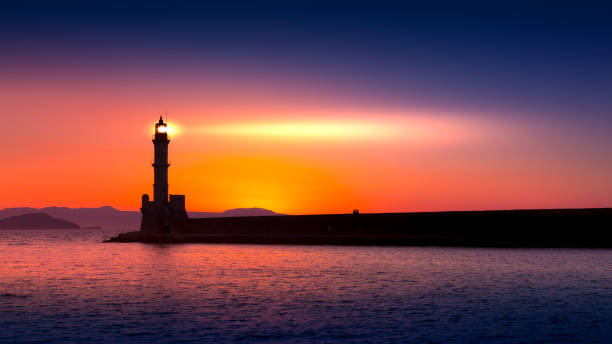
(155, 116), (169, 135)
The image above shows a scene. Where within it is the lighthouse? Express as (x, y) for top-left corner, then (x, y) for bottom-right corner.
(153, 117), (170, 204)
(140, 117), (187, 233)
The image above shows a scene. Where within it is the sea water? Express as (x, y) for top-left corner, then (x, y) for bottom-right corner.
(0, 229), (611, 343)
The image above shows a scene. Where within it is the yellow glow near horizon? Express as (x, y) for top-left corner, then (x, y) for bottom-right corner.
(189, 115), (484, 144)
(197, 121), (402, 140)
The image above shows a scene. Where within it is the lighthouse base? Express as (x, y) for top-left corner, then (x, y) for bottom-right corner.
(140, 194), (188, 233)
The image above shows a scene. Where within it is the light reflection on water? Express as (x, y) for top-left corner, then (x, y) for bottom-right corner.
(1, 229), (611, 343)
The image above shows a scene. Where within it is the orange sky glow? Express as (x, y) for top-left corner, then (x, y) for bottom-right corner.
(1, 70), (610, 214)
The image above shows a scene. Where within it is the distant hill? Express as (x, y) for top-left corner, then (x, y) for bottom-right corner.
(0, 206), (139, 230)
(0, 213), (80, 229)
(189, 208), (281, 218)
(0, 206), (282, 229)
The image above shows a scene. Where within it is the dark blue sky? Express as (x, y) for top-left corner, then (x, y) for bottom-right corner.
(2, 1), (612, 119)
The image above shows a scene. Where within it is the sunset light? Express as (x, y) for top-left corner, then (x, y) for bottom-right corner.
(191, 115), (486, 144)
(0, 3), (610, 215)
(2, 2), (612, 343)
(197, 120), (399, 140)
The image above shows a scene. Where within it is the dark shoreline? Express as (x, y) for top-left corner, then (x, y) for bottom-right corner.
(105, 208), (612, 247)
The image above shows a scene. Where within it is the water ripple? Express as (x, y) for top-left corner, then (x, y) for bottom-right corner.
(0, 229), (611, 343)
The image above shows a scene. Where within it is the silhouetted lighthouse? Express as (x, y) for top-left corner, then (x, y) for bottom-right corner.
(153, 117), (170, 204)
(140, 117), (187, 233)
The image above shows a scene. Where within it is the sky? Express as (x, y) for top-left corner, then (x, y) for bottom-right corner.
(1, 1), (611, 214)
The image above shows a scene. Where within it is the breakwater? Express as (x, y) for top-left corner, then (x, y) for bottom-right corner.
(106, 208), (612, 247)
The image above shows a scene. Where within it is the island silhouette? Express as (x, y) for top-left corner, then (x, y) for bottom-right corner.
(0, 213), (79, 230)
(104, 118), (612, 247)
(0, 206), (281, 230)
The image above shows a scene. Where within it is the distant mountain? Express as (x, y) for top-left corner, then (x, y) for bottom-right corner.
(0, 213), (80, 229)
(0, 206), (139, 230)
(0, 206), (282, 229)
(189, 208), (281, 218)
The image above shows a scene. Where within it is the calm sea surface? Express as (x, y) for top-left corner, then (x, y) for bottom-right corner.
(0, 229), (611, 343)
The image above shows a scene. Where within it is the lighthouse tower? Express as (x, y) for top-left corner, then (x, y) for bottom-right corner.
(153, 117), (170, 204)
(140, 117), (187, 234)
